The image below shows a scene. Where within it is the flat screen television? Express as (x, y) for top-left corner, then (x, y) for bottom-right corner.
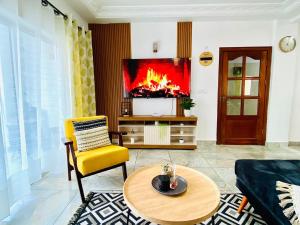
(123, 58), (191, 98)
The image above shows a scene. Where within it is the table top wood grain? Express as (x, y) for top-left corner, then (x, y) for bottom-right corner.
(123, 165), (220, 225)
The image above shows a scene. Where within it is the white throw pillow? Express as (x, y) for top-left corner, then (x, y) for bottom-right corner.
(277, 181), (300, 225)
(73, 119), (111, 152)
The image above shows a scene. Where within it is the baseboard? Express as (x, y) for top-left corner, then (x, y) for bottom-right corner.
(197, 140), (216, 145)
(196, 140), (299, 147)
(288, 141), (300, 146)
(265, 142), (288, 148)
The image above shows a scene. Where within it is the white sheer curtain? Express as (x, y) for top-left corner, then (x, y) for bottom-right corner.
(0, 0), (72, 220)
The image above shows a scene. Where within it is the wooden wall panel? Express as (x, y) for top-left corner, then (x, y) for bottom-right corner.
(177, 22), (192, 58)
(89, 23), (131, 131)
(177, 22), (192, 116)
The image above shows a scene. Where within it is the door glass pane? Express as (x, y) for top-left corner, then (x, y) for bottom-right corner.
(228, 56), (243, 78)
(227, 99), (241, 115)
(244, 80), (259, 96)
(246, 57), (260, 77)
(244, 99), (258, 115)
(228, 80), (242, 96)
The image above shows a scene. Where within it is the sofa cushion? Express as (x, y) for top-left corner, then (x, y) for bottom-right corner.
(235, 160), (300, 225)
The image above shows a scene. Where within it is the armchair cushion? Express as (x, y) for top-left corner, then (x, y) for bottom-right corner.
(69, 145), (129, 176)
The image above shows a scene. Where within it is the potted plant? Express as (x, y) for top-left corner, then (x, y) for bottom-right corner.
(180, 98), (195, 117)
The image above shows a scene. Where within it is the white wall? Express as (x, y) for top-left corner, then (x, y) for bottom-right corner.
(131, 22), (177, 115)
(131, 20), (299, 142)
(193, 21), (299, 142)
(47, 0), (88, 27)
(289, 23), (300, 142)
(0, 0), (88, 27)
(267, 21), (299, 143)
(192, 21), (274, 141)
(133, 98), (177, 116)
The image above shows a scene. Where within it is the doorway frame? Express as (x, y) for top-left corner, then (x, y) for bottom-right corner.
(216, 46), (272, 145)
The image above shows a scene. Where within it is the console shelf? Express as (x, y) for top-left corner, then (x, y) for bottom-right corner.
(118, 116), (197, 150)
(123, 133), (144, 137)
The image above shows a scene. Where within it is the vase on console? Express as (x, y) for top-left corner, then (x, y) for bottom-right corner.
(184, 109), (191, 117)
(180, 98), (195, 117)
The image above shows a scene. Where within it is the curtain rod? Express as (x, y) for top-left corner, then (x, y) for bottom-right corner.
(41, 0), (84, 31)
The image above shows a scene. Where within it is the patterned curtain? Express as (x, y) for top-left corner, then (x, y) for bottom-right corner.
(67, 19), (96, 117)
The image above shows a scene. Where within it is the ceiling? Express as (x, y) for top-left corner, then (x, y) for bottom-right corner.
(67, 0), (300, 23)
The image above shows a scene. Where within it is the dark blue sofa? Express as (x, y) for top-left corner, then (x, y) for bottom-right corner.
(235, 160), (300, 225)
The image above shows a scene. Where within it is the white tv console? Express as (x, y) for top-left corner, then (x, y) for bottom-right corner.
(118, 116), (197, 150)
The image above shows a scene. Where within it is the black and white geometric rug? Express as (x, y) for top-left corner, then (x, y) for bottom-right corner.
(68, 192), (267, 225)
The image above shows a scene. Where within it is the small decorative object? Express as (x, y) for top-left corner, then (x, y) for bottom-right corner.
(130, 137), (135, 144)
(233, 67), (242, 76)
(180, 130), (184, 135)
(199, 51), (213, 66)
(157, 175), (170, 192)
(180, 98), (195, 117)
(152, 163), (187, 195)
(153, 42), (159, 53)
(180, 123), (184, 126)
(170, 164), (178, 190)
(161, 162), (173, 177)
(279, 36), (296, 53)
(179, 138), (184, 144)
(155, 121), (159, 126)
(121, 98), (132, 116)
(170, 176), (178, 190)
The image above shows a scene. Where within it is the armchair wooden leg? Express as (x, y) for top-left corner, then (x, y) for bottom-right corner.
(75, 172), (85, 203)
(238, 196), (248, 213)
(67, 164), (72, 181)
(122, 163), (128, 181)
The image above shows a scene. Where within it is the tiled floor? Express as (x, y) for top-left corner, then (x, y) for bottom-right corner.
(1, 143), (300, 225)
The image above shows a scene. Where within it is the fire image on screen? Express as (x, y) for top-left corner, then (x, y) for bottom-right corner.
(123, 58), (191, 98)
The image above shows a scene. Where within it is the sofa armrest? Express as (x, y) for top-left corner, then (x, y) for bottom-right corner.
(109, 131), (124, 146)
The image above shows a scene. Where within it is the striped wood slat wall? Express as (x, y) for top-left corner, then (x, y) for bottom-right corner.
(89, 23), (131, 131)
(176, 22), (192, 116)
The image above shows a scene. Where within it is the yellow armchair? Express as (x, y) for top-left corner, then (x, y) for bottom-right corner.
(64, 116), (129, 202)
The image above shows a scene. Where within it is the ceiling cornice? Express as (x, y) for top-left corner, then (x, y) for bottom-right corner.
(68, 0), (300, 23)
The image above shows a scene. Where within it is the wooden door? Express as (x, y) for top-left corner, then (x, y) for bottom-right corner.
(217, 47), (272, 145)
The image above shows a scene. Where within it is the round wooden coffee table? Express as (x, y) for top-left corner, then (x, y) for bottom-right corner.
(123, 165), (220, 225)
